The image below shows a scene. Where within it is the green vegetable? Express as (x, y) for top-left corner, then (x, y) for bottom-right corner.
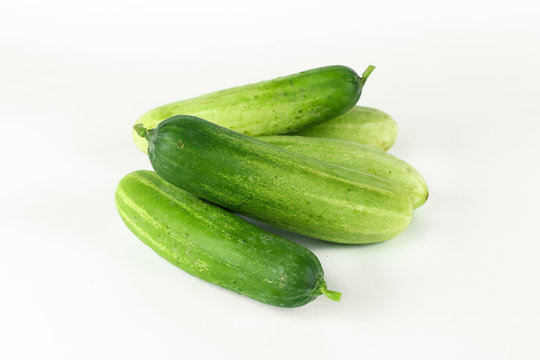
(133, 65), (375, 153)
(295, 106), (398, 151)
(258, 135), (428, 208)
(115, 170), (341, 307)
(135, 115), (413, 244)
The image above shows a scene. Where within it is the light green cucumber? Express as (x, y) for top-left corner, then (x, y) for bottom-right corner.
(115, 170), (341, 307)
(295, 106), (398, 151)
(258, 135), (428, 208)
(133, 65), (375, 153)
(135, 115), (413, 244)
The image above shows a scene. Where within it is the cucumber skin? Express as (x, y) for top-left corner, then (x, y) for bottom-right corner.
(259, 135), (428, 209)
(115, 170), (328, 307)
(133, 65), (364, 153)
(295, 106), (399, 151)
(145, 116), (413, 244)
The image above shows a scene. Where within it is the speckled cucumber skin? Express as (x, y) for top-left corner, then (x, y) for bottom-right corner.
(142, 115), (413, 244)
(295, 106), (399, 151)
(258, 135), (428, 208)
(133, 65), (371, 153)
(115, 170), (332, 307)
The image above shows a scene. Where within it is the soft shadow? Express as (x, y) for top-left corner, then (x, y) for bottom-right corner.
(238, 215), (382, 251)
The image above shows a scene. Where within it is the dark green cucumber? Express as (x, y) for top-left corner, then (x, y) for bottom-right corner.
(115, 170), (340, 307)
(258, 135), (428, 208)
(135, 115), (413, 244)
(133, 65), (375, 153)
(295, 106), (399, 151)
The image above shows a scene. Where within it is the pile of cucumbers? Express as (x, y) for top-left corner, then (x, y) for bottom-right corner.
(115, 65), (428, 307)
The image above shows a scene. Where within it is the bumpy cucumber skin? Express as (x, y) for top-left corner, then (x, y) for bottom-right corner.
(295, 106), (399, 151)
(133, 65), (364, 153)
(145, 116), (413, 244)
(258, 135), (428, 209)
(115, 170), (329, 307)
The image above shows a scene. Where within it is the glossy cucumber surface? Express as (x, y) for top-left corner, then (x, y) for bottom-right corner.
(259, 135), (428, 208)
(133, 65), (375, 153)
(115, 170), (340, 307)
(136, 115), (413, 244)
(295, 106), (398, 151)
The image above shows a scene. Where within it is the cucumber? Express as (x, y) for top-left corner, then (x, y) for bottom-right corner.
(134, 115), (413, 244)
(295, 106), (398, 151)
(115, 170), (341, 307)
(258, 135), (428, 208)
(133, 65), (375, 153)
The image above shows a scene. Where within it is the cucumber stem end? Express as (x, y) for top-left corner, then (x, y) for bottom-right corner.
(320, 283), (342, 302)
(134, 123), (149, 139)
(361, 65), (376, 82)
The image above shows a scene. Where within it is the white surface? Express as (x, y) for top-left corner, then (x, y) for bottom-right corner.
(1, 1), (539, 359)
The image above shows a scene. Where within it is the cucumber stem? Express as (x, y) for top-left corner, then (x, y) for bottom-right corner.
(361, 65), (376, 82)
(320, 283), (342, 302)
(134, 123), (149, 139)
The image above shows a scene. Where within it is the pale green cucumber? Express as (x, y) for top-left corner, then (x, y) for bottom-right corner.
(258, 135), (428, 208)
(133, 65), (375, 153)
(295, 106), (399, 151)
(115, 170), (341, 307)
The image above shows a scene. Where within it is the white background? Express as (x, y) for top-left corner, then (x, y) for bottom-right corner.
(1, 1), (539, 359)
